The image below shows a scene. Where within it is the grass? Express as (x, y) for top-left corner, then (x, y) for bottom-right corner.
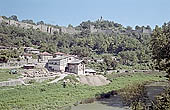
(0, 69), (20, 82)
(116, 64), (150, 70)
(0, 72), (166, 110)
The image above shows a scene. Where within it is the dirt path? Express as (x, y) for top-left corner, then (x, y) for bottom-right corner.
(48, 74), (68, 84)
(79, 75), (110, 86)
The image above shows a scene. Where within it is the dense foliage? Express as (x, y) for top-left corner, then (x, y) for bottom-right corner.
(151, 23), (170, 77)
(150, 22), (170, 110)
(0, 49), (20, 63)
(0, 19), (152, 67)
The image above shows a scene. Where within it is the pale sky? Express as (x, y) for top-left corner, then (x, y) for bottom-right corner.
(0, 0), (170, 28)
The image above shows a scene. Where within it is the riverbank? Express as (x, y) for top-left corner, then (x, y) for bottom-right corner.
(71, 81), (169, 110)
(0, 72), (166, 110)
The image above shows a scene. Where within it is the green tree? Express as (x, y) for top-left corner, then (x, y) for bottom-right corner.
(103, 55), (117, 70)
(68, 24), (73, 28)
(22, 19), (35, 25)
(151, 24), (170, 77)
(9, 15), (18, 21)
(37, 21), (45, 25)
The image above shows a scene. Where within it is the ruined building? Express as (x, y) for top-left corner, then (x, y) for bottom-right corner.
(0, 16), (61, 34)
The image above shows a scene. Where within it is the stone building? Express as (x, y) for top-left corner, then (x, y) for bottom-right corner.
(38, 52), (53, 63)
(47, 56), (69, 72)
(47, 56), (85, 75)
(47, 56), (76, 72)
(67, 60), (85, 75)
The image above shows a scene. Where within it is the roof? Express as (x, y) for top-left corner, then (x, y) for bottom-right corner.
(39, 52), (52, 56)
(85, 69), (96, 73)
(27, 48), (39, 51)
(48, 56), (69, 61)
(68, 60), (83, 64)
(66, 54), (77, 57)
(23, 64), (35, 67)
(54, 52), (65, 55)
(23, 53), (32, 56)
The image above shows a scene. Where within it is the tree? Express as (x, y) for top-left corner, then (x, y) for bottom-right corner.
(9, 15), (18, 21)
(151, 24), (170, 78)
(22, 19), (35, 25)
(37, 21), (45, 25)
(68, 24), (73, 28)
(135, 25), (141, 30)
(146, 25), (151, 30)
(127, 26), (132, 31)
(103, 55), (117, 70)
(118, 51), (138, 66)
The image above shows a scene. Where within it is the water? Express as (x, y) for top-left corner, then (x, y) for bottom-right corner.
(71, 81), (168, 110)
(72, 94), (130, 110)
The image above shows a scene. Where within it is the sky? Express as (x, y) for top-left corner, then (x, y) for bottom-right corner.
(0, 0), (170, 28)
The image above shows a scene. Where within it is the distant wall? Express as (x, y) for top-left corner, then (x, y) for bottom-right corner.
(0, 16), (60, 34)
(60, 26), (80, 34)
(0, 80), (23, 87)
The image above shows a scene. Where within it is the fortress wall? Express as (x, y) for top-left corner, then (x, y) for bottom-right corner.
(0, 16), (77, 35)
(60, 27), (80, 34)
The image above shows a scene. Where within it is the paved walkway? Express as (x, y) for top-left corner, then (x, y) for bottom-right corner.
(48, 74), (68, 84)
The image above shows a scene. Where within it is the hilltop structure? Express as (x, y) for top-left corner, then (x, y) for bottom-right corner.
(0, 16), (152, 35)
(0, 16), (80, 35)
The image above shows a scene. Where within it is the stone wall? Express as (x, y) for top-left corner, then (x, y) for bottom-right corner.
(0, 80), (23, 87)
(89, 25), (113, 35)
(0, 16), (60, 34)
(0, 76), (56, 87)
(142, 27), (152, 34)
(0, 16), (152, 35)
(60, 26), (80, 34)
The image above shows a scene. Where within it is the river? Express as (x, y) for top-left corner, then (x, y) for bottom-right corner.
(71, 81), (169, 110)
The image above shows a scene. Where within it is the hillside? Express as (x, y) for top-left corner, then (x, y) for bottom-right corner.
(0, 16), (152, 35)
(0, 15), (152, 68)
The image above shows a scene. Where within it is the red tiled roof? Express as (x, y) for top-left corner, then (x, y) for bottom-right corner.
(39, 52), (52, 56)
(23, 53), (32, 56)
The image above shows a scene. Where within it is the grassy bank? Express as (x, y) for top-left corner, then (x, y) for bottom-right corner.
(0, 69), (20, 82)
(0, 72), (165, 110)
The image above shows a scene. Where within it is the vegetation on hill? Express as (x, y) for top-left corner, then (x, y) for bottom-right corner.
(129, 22), (170, 110)
(151, 23), (170, 77)
(0, 16), (152, 69)
(147, 22), (170, 110)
